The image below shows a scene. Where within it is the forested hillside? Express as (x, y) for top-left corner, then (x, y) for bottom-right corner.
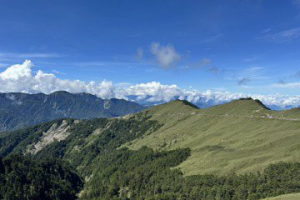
(81, 148), (300, 200)
(0, 99), (300, 199)
(0, 155), (82, 200)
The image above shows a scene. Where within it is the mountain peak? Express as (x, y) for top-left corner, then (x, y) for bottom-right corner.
(146, 99), (198, 117)
(237, 97), (270, 110)
(159, 99), (199, 110)
(199, 97), (271, 115)
(174, 99), (199, 109)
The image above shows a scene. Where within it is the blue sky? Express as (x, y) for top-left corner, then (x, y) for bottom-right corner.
(0, 0), (299, 98)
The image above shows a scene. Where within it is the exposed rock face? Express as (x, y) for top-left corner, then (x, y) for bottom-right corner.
(27, 120), (71, 154)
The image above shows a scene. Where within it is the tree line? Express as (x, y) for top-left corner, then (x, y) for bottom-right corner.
(81, 147), (300, 200)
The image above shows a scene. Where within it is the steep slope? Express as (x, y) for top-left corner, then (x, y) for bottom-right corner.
(2, 98), (299, 177)
(0, 114), (161, 174)
(127, 98), (300, 175)
(0, 91), (145, 131)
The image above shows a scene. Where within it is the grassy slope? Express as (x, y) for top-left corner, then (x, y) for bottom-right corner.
(127, 99), (300, 176)
(262, 193), (300, 200)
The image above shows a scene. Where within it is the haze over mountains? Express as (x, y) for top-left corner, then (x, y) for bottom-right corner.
(1, 89), (299, 132)
(0, 91), (145, 132)
(127, 92), (299, 110)
(0, 60), (299, 111)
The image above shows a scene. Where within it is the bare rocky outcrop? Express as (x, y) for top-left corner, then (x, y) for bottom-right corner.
(27, 120), (71, 154)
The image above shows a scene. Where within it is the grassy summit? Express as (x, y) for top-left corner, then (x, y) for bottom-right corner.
(262, 193), (300, 200)
(127, 98), (300, 176)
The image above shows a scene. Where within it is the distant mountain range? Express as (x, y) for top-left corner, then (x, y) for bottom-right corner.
(0, 91), (145, 132)
(127, 95), (297, 110)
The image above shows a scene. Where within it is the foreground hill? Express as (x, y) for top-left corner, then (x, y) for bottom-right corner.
(127, 98), (300, 175)
(263, 193), (300, 200)
(0, 91), (145, 131)
(1, 98), (299, 175)
(0, 98), (300, 199)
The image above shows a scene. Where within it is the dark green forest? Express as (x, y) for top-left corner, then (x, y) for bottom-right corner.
(0, 155), (82, 200)
(2, 148), (300, 200)
(81, 147), (300, 200)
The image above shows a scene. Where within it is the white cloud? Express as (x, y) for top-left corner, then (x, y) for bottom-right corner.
(18, 53), (63, 58)
(0, 60), (299, 110)
(52, 70), (65, 75)
(0, 52), (63, 59)
(293, 0), (300, 7)
(272, 82), (300, 88)
(261, 28), (300, 42)
(192, 58), (212, 68)
(0, 60), (118, 99)
(136, 48), (144, 60)
(0, 60), (33, 80)
(150, 42), (181, 68)
(124, 82), (183, 102)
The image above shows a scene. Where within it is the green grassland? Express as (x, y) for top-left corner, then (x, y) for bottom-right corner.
(127, 99), (300, 176)
(1, 98), (300, 199)
(262, 193), (300, 200)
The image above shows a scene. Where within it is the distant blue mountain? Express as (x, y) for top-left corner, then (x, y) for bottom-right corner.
(0, 91), (145, 131)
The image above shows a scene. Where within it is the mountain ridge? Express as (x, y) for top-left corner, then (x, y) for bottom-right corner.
(0, 91), (145, 132)
(1, 98), (300, 199)
(127, 98), (300, 175)
(1, 98), (300, 176)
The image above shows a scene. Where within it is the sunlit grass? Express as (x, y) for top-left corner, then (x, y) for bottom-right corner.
(127, 99), (300, 176)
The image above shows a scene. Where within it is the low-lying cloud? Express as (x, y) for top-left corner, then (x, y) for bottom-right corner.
(0, 60), (299, 110)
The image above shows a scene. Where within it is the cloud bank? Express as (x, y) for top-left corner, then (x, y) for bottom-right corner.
(0, 60), (299, 110)
(0, 60), (118, 99)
